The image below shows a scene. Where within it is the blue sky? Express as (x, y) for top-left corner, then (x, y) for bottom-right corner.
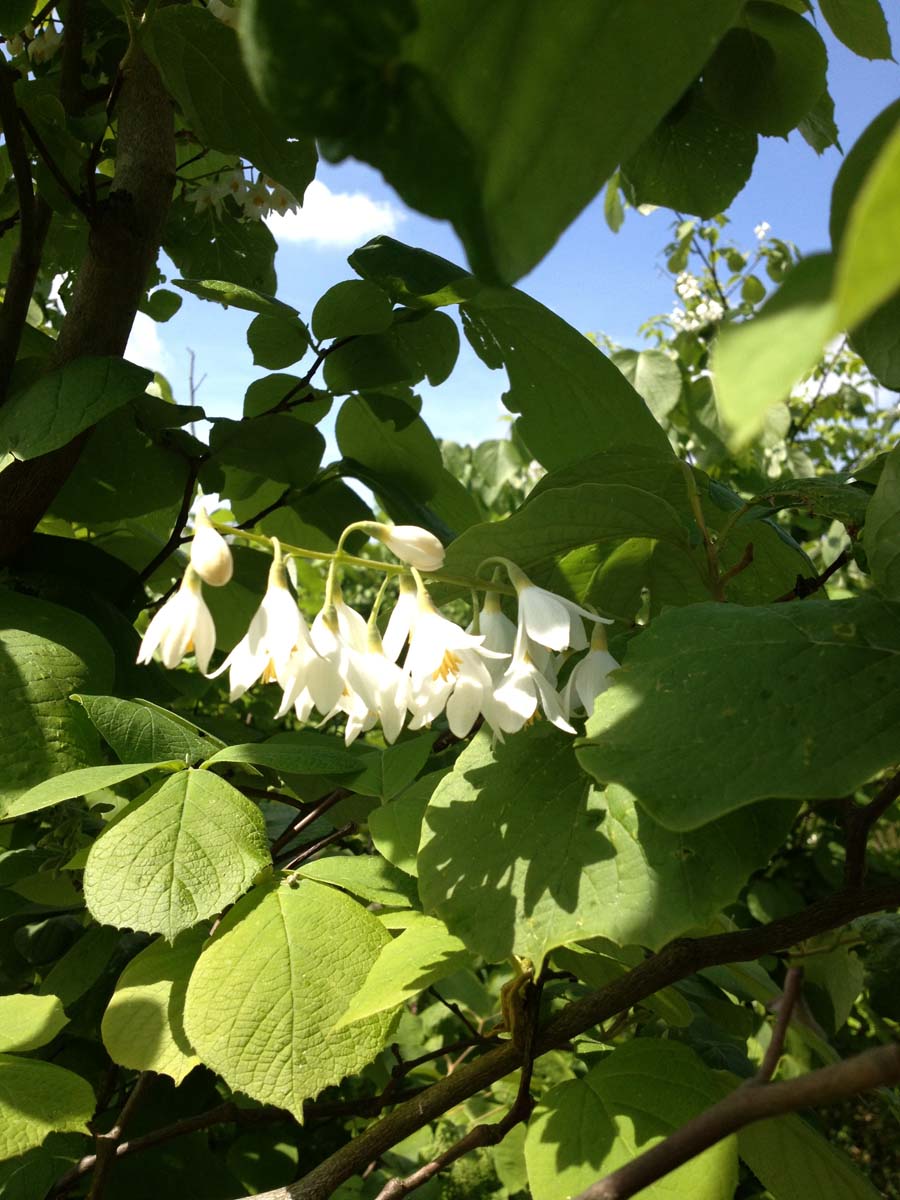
(131, 15), (900, 448)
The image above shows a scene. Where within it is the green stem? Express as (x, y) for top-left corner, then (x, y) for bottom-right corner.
(209, 520), (516, 596)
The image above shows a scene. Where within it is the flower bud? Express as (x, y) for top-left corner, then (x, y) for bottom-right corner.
(366, 523), (445, 571)
(190, 506), (233, 587)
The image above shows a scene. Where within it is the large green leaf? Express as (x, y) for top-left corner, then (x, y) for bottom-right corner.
(578, 598), (900, 831)
(324, 310), (459, 392)
(461, 287), (672, 467)
(702, 3), (827, 137)
(0, 357), (151, 465)
(611, 350), (683, 424)
(164, 200), (277, 294)
(294, 855), (418, 908)
(349, 236), (480, 309)
(183, 877), (394, 1118)
(621, 87), (757, 219)
(72, 695), (225, 765)
(336, 394), (443, 501)
(311, 279), (395, 339)
(0, 592), (113, 812)
(0, 994), (67, 1053)
(243, 0), (743, 282)
(337, 917), (471, 1027)
(247, 313), (310, 370)
(173, 278), (297, 317)
(368, 769), (448, 876)
(208, 415), (324, 488)
(102, 929), (205, 1084)
(738, 1110), (883, 1199)
(203, 739), (361, 775)
(144, 6), (316, 198)
(864, 443), (900, 599)
(83, 769), (271, 939)
(0, 1056), (95, 1162)
(819, 0), (892, 61)
(524, 1040), (737, 1200)
(3, 762), (178, 821)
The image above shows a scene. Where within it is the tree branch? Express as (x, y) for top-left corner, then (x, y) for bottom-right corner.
(773, 548), (851, 603)
(574, 1042), (900, 1200)
(843, 768), (900, 889)
(270, 787), (351, 859)
(756, 964), (803, 1083)
(244, 883), (900, 1200)
(86, 1072), (153, 1200)
(133, 455), (204, 595)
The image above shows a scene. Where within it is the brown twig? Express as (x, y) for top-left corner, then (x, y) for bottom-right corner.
(427, 987), (488, 1043)
(261, 337), (354, 416)
(237, 486), (294, 530)
(756, 965), (803, 1083)
(719, 541), (754, 589)
(773, 548), (851, 603)
(573, 1041), (900, 1200)
(86, 1072), (153, 1199)
(270, 787), (351, 859)
(281, 822), (356, 871)
(843, 768), (900, 889)
(133, 456), (204, 593)
(18, 106), (91, 218)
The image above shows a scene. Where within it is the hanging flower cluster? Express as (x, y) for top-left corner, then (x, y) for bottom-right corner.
(137, 515), (619, 744)
(189, 170), (299, 221)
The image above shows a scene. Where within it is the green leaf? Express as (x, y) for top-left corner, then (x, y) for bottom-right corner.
(830, 101), (900, 249)
(102, 929), (205, 1084)
(369, 770), (448, 876)
(461, 287), (672, 469)
(72, 695), (225, 766)
(737, 476), (870, 534)
(83, 769), (271, 939)
(611, 349), (683, 423)
(0, 994), (67, 1053)
(835, 119), (900, 333)
(336, 394), (444, 501)
(183, 877), (394, 1118)
(603, 173), (625, 233)
(349, 236), (481, 308)
(337, 917), (471, 1027)
(864, 443), (900, 598)
(798, 87), (842, 155)
(247, 313), (310, 370)
(312, 280), (394, 339)
(0, 1055), (95, 1161)
(738, 1110), (883, 1199)
(621, 87), (758, 219)
(203, 739), (362, 775)
(248, 0), (744, 282)
(348, 734), (437, 800)
(819, 0), (892, 60)
(39, 925), (122, 1009)
(524, 1040), (737, 1200)
(144, 6), (316, 198)
(702, 3), (828, 137)
(0, 1), (33, 36)
(165, 204), (277, 294)
(578, 598), (900, 831)
(3, 762), (177, 821)
(324, 310), (459, 392)
(295, 855), (419, 908)
(0, 357), (151, 463)
(173, 278), (297, 317)
(141, 288), (183, 322)
(0, 592), (114, 812)
(208, 415), (324, 487)
(712, 255), (837, 449)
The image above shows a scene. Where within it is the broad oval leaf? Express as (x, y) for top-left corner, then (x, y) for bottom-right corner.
(0, 1055), (95, 1161)
(183, 877), (394, 1117)
(83, 769), (271, 938)
(203, 739), (362, 775)
(102, 929), (205, 1084)
(3, 762), (179, 821)
(72, 695), (225, 766)
(312, 279), (394, 339)
(0, 993), (67, 1053)
(578, 598), (900, 831)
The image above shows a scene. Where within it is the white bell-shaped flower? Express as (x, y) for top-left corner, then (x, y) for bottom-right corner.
(364, 522), (445, 572)
(507, 563), (611, 653)
(561, 624), (620, 718)
(404, 591), (487, 690)
(189, 505), (233, 587)
(137, 566), (216, 673)
(345, 629), (410, 745)
(209, 540), (309, 699)
(382, 575), (418, 662)
(492, 626), (575, 735)
(469, 590), (516, 683)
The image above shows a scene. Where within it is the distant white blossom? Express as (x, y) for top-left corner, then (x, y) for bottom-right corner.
(754, 221), (771, 240)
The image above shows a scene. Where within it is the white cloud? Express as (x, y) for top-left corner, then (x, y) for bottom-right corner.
(265, 179), (406, 248)
(125, 311), (173, 378)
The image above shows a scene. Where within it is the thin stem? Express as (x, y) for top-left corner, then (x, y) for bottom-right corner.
(18, 106), (91, 217)
(133, 457), (204, 594)
(773, 548), (851, 604)
(87, 1072), (153, 1199)
(756, 965), (803, 1083)
(680, 462), (723, 600)
(843, 769), (900, 889)
(282, 822), (355, 873)
(270, 788), (351, 859)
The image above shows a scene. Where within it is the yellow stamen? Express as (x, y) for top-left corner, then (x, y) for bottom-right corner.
(262, 657), (278, 684)
(432, 649), (462, 682)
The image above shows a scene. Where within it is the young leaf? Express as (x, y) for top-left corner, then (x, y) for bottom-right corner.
(72, 695), (225, 765)
(579, 598), (900, 831)
(819, 0), (892, 61)
(0, 357), (152, 463)
(173, 278), (298, 317)
(102, 929), (205, 1084)
(0, 1056), (95, 1161)
(247, 314), (310, 370)
(337, 917), (472, 1027)
(0, 993), (68, 1053)
(183, 877), (394, 1118)
(83, 769), (271, 939)
(524, 1040), (737, 1200)
(3, 762), (178, 820)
